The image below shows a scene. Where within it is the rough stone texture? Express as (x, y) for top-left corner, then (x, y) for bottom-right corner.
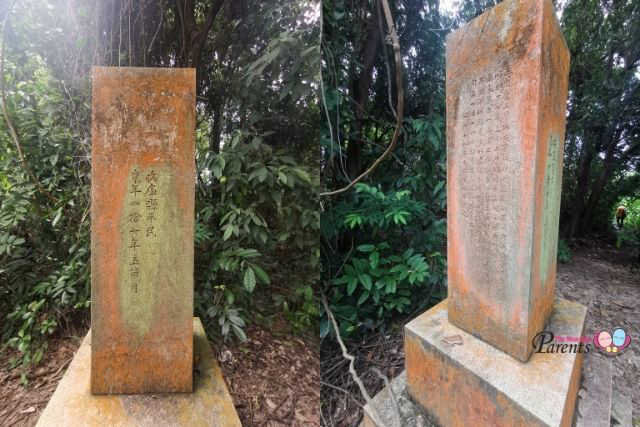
(575, 355), (612, 427)
(405, 298), (585, 427)
(611, 389), (633, 427)
(446, 0), (571, 361)
(360, 372), (437, 427)
(36, 318), (241, 427)
(91, 67), (196, 393)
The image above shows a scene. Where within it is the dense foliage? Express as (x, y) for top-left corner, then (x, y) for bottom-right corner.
(615, 194), (640, 258)
(0, 0), (319, 375)
(560, 0), (640, 236)
(320, 0), (640, 339)
(321, 0), (451, 337)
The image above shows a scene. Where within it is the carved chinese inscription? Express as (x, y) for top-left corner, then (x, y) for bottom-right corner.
(91, 67), (195, 394)
(446, 0), (570, 362)
(454, 64), (519, 303)
(125, 167), (161, 295)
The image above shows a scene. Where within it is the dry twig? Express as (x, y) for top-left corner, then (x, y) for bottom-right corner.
(320, 293), (385, 426)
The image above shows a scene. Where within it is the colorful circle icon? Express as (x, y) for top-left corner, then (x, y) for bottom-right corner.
(594, 328), (631, 355)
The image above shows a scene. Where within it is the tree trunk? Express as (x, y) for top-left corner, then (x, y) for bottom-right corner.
(210, 101), (223, 153)
(567, 141), (595, 237)
(346, 3), (381, 180)
(581, 133), (617, 230)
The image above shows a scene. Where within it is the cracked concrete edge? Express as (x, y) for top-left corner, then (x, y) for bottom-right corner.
(575, 355), (612, 427)
(360, 371), (439, 427)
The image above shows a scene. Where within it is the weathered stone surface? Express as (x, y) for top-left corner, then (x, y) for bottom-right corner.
(446, 0), (570, 362)
(360, 371), (437, 427)
(405, 298), (585, 427)
(575, 355), (612, 427)
(36, 318), (241, 427)
(611, 389), (633, 427)
(91, 67), (196, 393)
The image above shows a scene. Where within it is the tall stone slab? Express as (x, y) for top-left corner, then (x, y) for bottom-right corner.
(364, 2), (584, 425)
(91, 67), (196, 394)
(446, 0), (570, 361)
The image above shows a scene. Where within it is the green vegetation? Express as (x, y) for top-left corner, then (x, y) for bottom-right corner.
(0, 0), (319, 376)
(321, 0), (449, 337)
(615, 195), (640, 258)
(320, 0), (640, 339)
(560, 0), (640, 237)
(557, 239), (572, 264)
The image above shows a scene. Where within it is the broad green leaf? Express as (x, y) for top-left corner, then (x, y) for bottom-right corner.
(359, 274), (372, 290)
(357, 291), (369, 306)
(347, 277), (357, 295)
(243, 268), (256, 292)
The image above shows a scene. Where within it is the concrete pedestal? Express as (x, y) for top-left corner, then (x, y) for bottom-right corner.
(403, 298), (586, 427)
(36, 318), (241, 427)
(363, 298), (587, 427)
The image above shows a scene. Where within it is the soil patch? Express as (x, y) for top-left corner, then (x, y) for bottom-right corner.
(219, 320), (320, 426)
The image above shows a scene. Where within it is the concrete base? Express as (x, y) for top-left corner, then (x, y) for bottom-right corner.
(36, 318), (241, 427)
(404, 298), (586, 427)
(360, 371), (437, 427)
(575, 355), (612, 427)
(611, 389), (633, 427)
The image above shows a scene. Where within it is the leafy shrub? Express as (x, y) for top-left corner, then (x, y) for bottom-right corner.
(557, 238), (572, 264)
(194, 132), (319, 340)
(0, 56), (91, 376)
(321, 183), (446, 338)
(326, 242), (440, 336)
(613, 197), (640, 262)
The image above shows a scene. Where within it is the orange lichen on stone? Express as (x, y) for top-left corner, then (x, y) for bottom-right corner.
(446, 0), (570, 362)
(36, 318), (242, 427)
(91, 67), (196, 394)
(404, 299), (585, 427)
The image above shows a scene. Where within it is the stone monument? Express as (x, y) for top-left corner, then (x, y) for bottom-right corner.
(91, 66), (196, 394)
(37, 67), (241, 426)
(363, 0), (587, 426)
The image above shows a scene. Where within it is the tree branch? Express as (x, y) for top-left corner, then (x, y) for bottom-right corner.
(320, 0), (404, 197)
(320, 292), (385, 426)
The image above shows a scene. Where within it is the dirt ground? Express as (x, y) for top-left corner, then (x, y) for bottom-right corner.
(218, 321), (320, 426)
(555, 239), (639, 420)
(0, 318), (319, 427)
(321, 240), (640, 426)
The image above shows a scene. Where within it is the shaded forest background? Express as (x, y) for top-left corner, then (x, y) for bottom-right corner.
(320, 0), (640, 344)
(0, 0), (320, 375)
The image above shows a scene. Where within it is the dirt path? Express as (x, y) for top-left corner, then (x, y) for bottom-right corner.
(555, 241), (640, 420)
(321, 242), (639, 426)
(0, 321), (319, 427)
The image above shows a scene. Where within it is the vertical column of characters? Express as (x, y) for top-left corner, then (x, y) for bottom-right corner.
(145, 170), (159, 239)
(129, 168), (142, 293)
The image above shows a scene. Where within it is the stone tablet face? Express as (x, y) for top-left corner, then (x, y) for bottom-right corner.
(91, 67), (196, 393)
(446, 0), (570, 361)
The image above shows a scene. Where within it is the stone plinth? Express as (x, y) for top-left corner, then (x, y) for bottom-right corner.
(36, 318), (241, 427)
(446, 0), (571, 361)
(404, 298), (585, 427)
(360, 372), (437, 427)
(91, 67), (196, 393)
